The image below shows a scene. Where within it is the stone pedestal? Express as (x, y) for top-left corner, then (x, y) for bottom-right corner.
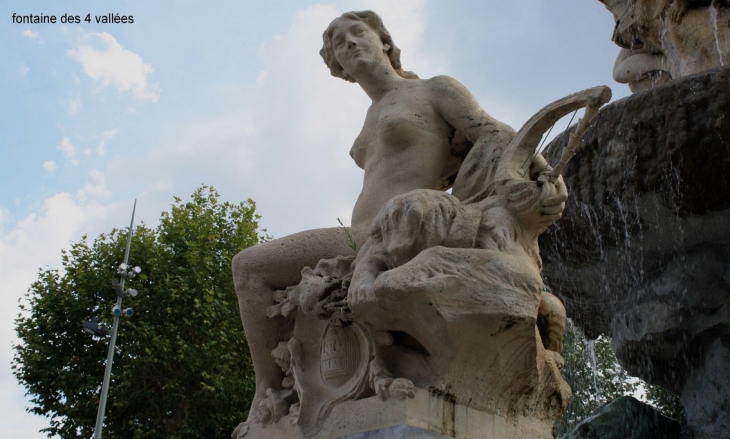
(240, 389), (557, 439)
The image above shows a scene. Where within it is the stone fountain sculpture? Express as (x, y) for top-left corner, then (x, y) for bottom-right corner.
(231, 10), (612, 439)
(539, 1), (730, 437)
(600, 0), (730, 92)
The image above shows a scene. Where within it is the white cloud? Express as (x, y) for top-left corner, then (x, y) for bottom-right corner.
(42, 160), (56, 173)
(67, 32), (160, 102)
(22, 29), (39, 40)
(363, 0), (427, 72)
(96, 128), (119, 156)
(66, 97), (81, 114)
(235, 4), (378, 234)
(77, 169), (112, 201)
(119, 2), (429, 238)
(57, 136), (79, 165)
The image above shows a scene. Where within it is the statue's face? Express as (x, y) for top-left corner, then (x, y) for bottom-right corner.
(330, 20), (388, 78)
(603, 0), (730, 92)
(658, 6), (730, 77)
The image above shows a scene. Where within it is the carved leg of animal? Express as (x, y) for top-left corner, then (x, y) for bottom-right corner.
(368, 355), (415, 400)
(349, 189), (481, 308)
(349, 252), (389, 306)
(537, 291), (567, 368)
(669, 0), (689, 22)
(232, 226), (364, 424)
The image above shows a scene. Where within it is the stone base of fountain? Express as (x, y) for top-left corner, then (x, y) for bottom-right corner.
(541, 66), (730, 438)
(238, 388), (557, 439)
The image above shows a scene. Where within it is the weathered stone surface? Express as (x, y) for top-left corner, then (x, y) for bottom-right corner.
(342, 424), (452, 439)
(232, 9), (618, 439)
(235, 389), (559, 439)
(238, 84), (617, 437)
(232, 10), (518, 431)
(247, 179), (575, 438)
(599, 0), (730, 92)
(562, 396), (681, 439)
(541, 67), (730, 438)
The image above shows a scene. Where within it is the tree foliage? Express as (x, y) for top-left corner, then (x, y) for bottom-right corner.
(644, 381), (684, 421)
(13, 186), (266, 438)
(553, 320), (684, 437)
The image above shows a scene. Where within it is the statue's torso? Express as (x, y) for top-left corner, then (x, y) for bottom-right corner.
(350, 79), (454, 228)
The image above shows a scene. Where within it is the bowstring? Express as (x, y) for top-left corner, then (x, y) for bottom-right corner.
(521, 108), (578, 178)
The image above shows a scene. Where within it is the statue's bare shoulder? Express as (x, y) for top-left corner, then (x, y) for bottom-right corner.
(425, 75), (481, 108)
(425, 75), (472, 94)
(425, 75), (513, 144)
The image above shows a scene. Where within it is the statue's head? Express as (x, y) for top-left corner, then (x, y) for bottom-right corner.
(320, 10), (418, 83)
(600, 0), (730, 92)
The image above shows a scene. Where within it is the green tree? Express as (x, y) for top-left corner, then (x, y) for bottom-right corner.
(12, 186), (266, 438)
(644, 381), (684, 421)
(553, 321), (640, 437)
(553, 320), (684, 437)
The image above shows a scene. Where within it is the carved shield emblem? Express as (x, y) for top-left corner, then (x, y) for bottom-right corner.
(320, 324), (361, 388)
(290, 318), (373, 435)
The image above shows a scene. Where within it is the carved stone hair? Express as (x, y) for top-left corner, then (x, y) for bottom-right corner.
(320, 10), (419, 83)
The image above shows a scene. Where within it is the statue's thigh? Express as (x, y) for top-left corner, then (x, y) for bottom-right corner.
(234, 227), (355, 290)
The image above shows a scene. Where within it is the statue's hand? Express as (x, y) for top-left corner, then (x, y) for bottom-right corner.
(500, 156), (568, 235)
(535, 172), (568, 230)
(526, 154), (568, 232)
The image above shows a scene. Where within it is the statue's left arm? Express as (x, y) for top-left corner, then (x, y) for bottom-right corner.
(430, 75), (567, 235)
(429, 75), (515, 150)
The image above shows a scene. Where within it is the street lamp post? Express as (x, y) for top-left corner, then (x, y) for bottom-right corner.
(81, 317), (109, 337)
(86, 200), (141, 439)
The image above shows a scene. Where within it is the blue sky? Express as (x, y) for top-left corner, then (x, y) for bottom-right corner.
(0, 1), (629, 437)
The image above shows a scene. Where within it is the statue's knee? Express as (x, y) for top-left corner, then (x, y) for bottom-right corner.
(232, 248), (262, 292)
(537, 292), (567, 353)
(232, 249), (248, 275)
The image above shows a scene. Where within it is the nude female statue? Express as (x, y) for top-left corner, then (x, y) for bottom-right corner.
(232, 10), (566, 423)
